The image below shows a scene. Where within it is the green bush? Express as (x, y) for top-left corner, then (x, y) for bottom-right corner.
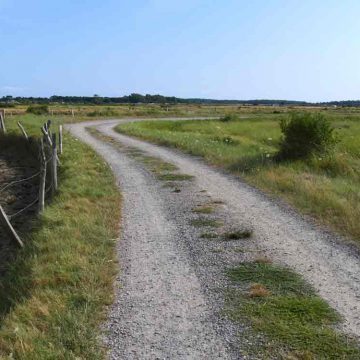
(278, 112), (337, 159)
(26, 104), (49, 115)
(220, 113), (239, 122)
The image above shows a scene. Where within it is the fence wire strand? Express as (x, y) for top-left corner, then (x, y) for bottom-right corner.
(0, 171), (41, 194)
(8, 197), (39, 220)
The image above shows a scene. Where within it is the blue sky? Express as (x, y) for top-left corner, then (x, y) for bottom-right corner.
(0, 0), (359, 101)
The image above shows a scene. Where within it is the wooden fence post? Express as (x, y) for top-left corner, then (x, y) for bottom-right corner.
(0, 205), (24, 247)
(0, 110), (6, 134)
(17, 122), (29, 141)
(41, 125), (53, 147)
(38, 138), (46, 212)
(51, 133), (58, 195)
(59, 125), (63, 155)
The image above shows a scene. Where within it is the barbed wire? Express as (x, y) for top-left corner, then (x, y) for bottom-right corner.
(45, 183), (53, 194)
(0, 171), (41, 194)
(8, 197), (39, 220)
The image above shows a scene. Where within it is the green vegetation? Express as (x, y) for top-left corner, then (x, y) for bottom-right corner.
(279, 112), (337, 159)
(116, 114), (360, 243)
(157, 173), (193, 181)
(0, 116), (121, 358)
(26, 104), (49, 115)
(220, 113), (239, 122)
(226, 263), (360, 358)
(223, 229), (253, 240)
(192, 205), (214, 214)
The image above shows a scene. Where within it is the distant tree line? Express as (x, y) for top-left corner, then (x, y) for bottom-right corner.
(0, 94), (359, 107)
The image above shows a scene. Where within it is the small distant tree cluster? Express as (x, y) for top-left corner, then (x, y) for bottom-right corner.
(278, 112), (337, 160)
(220, 113), (239, 122)
(26, 104), (49, 115)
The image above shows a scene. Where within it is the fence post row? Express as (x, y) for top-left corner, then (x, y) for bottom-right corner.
(0, 119), (63, 247)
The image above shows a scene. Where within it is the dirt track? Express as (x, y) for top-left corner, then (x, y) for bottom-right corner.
(67, 119), (360, 358)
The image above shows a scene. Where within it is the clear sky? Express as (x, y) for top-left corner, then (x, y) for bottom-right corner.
(0, 0), (359, 101)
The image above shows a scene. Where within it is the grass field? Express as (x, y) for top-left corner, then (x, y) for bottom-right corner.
(0, 116), (121, 358)
(5, 102), (360, 119)
(116, 113), (360, 244)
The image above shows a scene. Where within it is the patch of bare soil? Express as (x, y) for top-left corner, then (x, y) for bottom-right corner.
(0, 146), (39, 276)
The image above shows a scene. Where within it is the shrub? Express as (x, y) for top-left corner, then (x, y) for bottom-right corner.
(220, 113), (239, 122)
(26, 104), (49, 115)
(278, 112), (337, 160)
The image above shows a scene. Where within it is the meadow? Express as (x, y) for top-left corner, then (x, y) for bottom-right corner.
(117, 112), (360, 244)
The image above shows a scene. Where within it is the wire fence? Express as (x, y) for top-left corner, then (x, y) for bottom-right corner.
(0, 114), (63, 248)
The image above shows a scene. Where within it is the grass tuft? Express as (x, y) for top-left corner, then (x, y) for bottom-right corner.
(192, 205), (214, 214)
(223, 229), (253, 240)
(157, 173), (194, 181)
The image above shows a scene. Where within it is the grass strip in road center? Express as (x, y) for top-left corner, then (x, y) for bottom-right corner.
(225, 262), (360, 359)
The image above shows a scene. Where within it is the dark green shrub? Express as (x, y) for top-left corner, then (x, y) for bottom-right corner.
(220, 113), (239, 122)
(278, 112), (337, 160)
(26, 104), (49, 115)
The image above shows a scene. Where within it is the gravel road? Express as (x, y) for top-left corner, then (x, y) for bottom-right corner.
(67, 119), (360, 358)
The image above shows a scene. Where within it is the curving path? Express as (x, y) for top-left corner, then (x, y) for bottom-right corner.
(67, 119), (360, 358)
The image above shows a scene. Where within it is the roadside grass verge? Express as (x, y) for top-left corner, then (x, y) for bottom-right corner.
(0, 133), (121, 358)
(116, 117), (360, 244)
(226, 263), (360, 358)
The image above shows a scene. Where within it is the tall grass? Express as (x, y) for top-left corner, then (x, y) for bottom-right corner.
(117, 115), (360, 243)
(0, 117), (121, 358)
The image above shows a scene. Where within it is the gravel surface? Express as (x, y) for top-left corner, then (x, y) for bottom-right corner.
(67, 120), (237, 359)
(67, 118), (360, 357)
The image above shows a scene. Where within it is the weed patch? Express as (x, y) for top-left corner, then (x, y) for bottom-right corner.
(157, 173), (194, 181)
(192, 205), (214, 214)
(223, 229), (252, 240)
(225, 262), (360, 358)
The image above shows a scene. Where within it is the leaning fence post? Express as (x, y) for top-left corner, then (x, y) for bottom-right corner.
(38, 138), (46, 212)
(0, 110), (6, 134)
(51, 133), (58, 195)
(59, 125), (63, 155)
(17, 121), (29, 141)
(0, 205), (24, 247)
(41, 125), (53, 147)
